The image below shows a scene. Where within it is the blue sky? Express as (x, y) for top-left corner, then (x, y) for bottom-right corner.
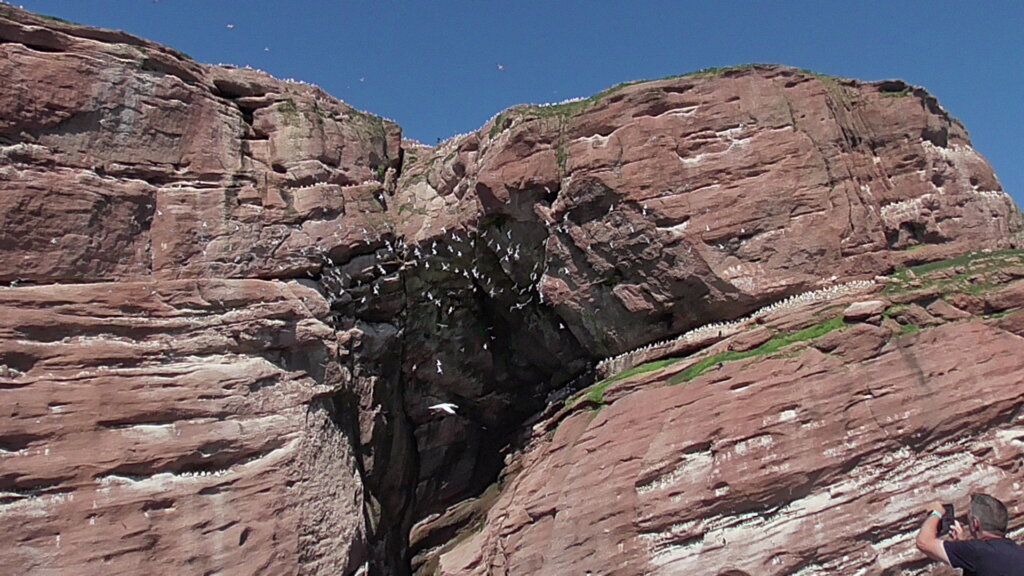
(14, 0), (1024, 207)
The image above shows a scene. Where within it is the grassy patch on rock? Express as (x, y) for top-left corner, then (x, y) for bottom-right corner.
(572, 316), (848, 408)
(575, 357), (681, 406)
(885, 249), (1024, 297)
(668, 316), (847, 384)
(899, 323), (921, 335)
(904, 249), (1022, 279)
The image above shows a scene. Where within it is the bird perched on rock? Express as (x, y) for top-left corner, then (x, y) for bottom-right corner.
(428, 403), (458, 415)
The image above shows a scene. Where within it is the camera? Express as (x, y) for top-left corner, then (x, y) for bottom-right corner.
(938, 504), (955, 536)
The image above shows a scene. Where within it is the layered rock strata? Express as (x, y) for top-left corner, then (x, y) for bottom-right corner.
(433, 250), (1024, 575)
(0, 5), (401, 573)
(1, 4), (1022, 575)
(0, 280), (367, 575)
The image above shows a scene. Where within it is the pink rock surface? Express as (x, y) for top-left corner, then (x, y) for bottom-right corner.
(1, 4), (1023, 575)
(0, 6), (400, 284)
(0, 280), (367, 575)
(436, 293), (1024, 575)
(396, 66), (1022, 359)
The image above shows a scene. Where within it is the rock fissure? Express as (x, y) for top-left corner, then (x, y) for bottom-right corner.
(2, 7), (1024, 574)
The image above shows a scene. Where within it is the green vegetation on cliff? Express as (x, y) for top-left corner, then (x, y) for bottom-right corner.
(668, 316), (847, 384)
(574, 249), (1024, 409)
(885, 249), (1024, 297)
(572, 316), (849, 407)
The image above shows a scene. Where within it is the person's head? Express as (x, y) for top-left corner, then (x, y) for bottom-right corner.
(967, 493), (1009, 537)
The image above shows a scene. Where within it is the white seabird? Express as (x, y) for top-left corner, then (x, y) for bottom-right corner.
(429, 403), (458, 415)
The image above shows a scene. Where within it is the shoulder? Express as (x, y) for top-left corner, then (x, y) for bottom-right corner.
(1001, 538), (1024, 556)
(943, 540), (980, 570)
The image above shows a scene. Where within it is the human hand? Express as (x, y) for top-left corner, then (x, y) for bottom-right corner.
(949, 520), (965, 541)
(926, 501), (945, 516)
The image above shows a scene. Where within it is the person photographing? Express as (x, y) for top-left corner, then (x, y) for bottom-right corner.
(916, 492), (1024, 575)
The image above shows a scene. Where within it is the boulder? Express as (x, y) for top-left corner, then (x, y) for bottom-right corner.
(842, 299), (888, 321)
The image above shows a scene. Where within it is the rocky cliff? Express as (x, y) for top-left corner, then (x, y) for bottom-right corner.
(1, 4), (1022, 575)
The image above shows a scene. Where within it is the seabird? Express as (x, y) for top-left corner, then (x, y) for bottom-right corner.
(429, 403), (458, 415)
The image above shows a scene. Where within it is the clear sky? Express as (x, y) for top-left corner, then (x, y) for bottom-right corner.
(12, 0), (1024, 207)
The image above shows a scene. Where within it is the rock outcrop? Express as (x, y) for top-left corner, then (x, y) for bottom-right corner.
(0, 280), (367, 575)
(0, 5), (402, 574)
(1, 4), (1022, 575)
(433, 251), (1024, 575)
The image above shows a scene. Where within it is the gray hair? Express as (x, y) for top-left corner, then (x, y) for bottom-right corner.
(970, 493), (1009, 535)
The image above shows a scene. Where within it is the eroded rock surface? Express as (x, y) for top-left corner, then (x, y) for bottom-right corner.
(434, 252), (1024, 575)
(0, 5), (398, 574)
(1, 4), (1023, 575)
(397, 67), (1021, 360)
(0, 280), (368, 575)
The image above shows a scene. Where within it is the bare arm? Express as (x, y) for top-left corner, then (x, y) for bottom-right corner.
(915, 503), (951, 565)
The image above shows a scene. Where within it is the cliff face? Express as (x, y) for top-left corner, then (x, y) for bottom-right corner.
(433, 258), (1024, 574)
(1, 5), (1022, 575)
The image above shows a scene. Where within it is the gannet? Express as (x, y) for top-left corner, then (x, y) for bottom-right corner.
(429, 403), (458, 415)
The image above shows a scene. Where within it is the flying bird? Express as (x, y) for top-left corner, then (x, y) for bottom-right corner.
(429, 403), (458, 415)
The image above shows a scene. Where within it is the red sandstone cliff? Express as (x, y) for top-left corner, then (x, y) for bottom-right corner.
(1, 4), (1022, 575)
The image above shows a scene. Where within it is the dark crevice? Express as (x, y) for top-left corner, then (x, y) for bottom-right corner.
(661, 84), (696, 95)
(212, 79), (267, 100)
(0, 485), (75, 505)
(0, 433), (46, 453)
(877, 80), (909, 94)
(239, 106), (256, 129)
(922, 125), (949, 148)
(0, 351), (37, 373)
(0, 467), (77, 494)
(198, 484), (231, 496)
(306, 213), (593, 574)
(141, 499), (176, 512)
(0, 39), (64, 52)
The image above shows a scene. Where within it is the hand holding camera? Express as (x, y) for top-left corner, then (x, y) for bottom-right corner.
(949, 519), (965, 541)
(926, 501), (957, 537)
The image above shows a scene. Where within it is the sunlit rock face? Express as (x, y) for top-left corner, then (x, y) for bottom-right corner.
(433, 264), (1024, 575)
(1, 4), (1022, 576)
(0, 5), (399, 574)
(408, 65), (1019, 360)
